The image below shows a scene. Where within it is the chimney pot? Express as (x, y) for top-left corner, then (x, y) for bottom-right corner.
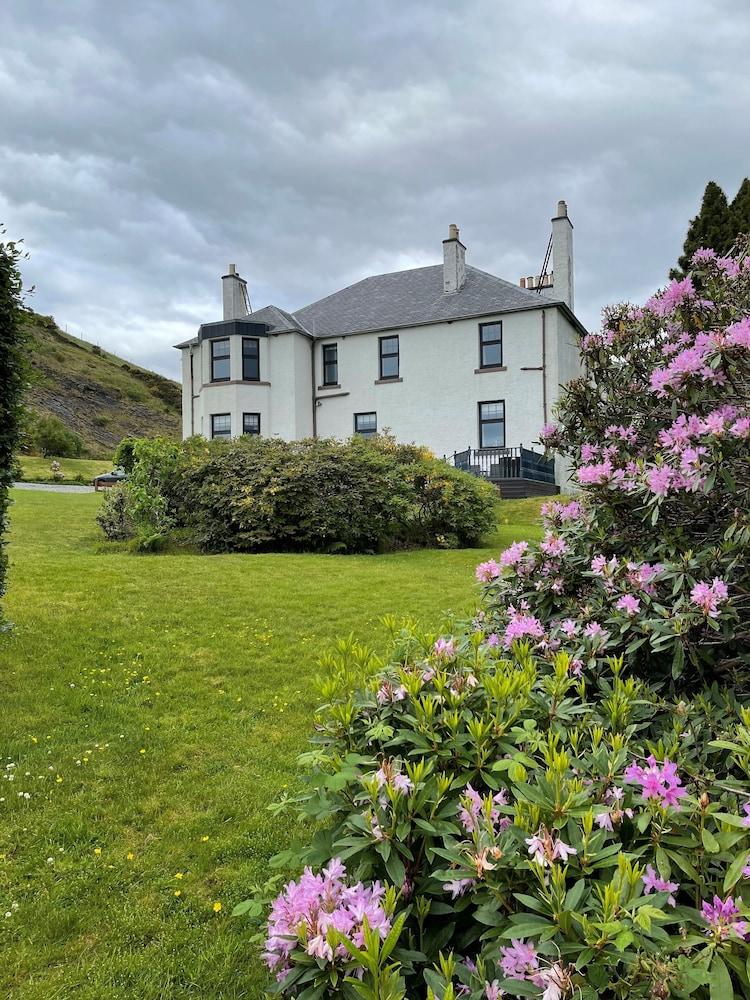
(519, 277), (526, 288)
(556, 200), (567, 218)
(448, 223), (459, 240)
(228, 263), (236, 275)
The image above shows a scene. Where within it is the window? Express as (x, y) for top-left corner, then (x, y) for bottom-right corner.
(378, 336), (399, 380)
(322, 343), (338, 386)
(478, 400), (505, 448)
(210, 339), (230, 382)
(242, 412), (260, 436)
(211, 413), (231, 439)
(242, 337), (260, 381)
(354, 412), (377, 438)
(479, 322), (503, 368)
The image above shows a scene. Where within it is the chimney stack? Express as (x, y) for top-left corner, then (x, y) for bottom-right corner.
(551, 200), (574, 310)
(222, 264), (250, 320)
(442, 224), (466, 294)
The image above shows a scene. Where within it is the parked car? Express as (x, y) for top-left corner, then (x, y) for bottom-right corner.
(93, 468), (127, 491)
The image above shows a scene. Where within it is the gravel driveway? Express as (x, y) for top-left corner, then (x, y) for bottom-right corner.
(12, 482), (95, 494)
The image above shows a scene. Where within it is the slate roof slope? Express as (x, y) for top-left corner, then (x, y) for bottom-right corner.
(292, 264), (560, 339)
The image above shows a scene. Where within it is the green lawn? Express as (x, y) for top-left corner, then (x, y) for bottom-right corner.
(17, 455), (113, 484)
(0, 490), (543, 999)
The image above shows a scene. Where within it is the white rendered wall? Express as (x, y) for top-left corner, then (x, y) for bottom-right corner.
(313, 310), (559, 458)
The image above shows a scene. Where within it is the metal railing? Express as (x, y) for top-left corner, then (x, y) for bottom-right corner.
(448, 445), (555, 484)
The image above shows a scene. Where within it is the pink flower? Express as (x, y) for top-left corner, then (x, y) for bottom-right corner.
(559, 618), (579, 638)
(263, 861), (390, 974)
(616, 594), (641, 615)
(475, 559), (501, 583)
(726, 317), (750, 348)
(484, 981), (502, 1000)
(742, 803), (750, 828)
(433, 637), (456, 659)
(690, 578), (729, 618)
(701, 895), (748, 940)
(584, 621), (608, 644)
(577, 459), (615, 485)
(499, 939), (540, 980)
(642, 864), (679, 906)
(646, 465), (674, 497)
(504, 614), (544, 648)
(540, 532), (568, 557)
(624, 755), (686, 810)
(376, 681), (407, 704)
(499, 541), (529, 567)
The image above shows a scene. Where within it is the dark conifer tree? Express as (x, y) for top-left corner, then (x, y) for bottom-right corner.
(0, 233), (27, 625)
(730, 177), (750, 240)
(672, 181), (733, 278)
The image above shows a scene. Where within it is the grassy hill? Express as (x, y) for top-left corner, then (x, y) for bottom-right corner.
(23, 311), (181, 458)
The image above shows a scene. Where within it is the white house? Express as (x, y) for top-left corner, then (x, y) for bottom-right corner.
(175, 201), (584, 495)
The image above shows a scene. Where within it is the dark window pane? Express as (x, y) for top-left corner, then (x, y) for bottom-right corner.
(242, 413), (260, 435)
(479, 400), (505, 448)
(355, 412), (377, 437)
(480, 421), (504, 448)
(480, 401), (504, 421)
(380, 337), (398, 355)
(242, 338), (260, 381)
(380, 354), (399, 379)
(211, 339), (230, 381)
(323, 344), (338, 385)
(211, 414), (231, 439)
(481, 341), (502, 367)
(480, 323), (502, 343)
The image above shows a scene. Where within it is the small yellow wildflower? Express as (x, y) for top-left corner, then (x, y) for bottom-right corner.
(94, 848), (102, 856)
(55, 775), (63, 784)
(126, 852), (135, 861)
(139, 749), (146, 755)
(212, 901), (222, 913)
(201, 836), (209, 842)
(175, 872), (184, 880)
(174, 890), (182, 897)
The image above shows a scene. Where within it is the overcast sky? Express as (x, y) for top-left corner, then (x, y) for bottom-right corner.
(1, 1), (748, 379)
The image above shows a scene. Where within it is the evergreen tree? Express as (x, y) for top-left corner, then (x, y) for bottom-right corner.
(730, 177), (750, 239)
(0, 232), (27, 625)
(671, 181), (733, 278)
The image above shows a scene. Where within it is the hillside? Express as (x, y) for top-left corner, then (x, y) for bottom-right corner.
(23, 311), (181, 457)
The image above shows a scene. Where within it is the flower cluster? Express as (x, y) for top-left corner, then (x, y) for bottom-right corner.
(624, 756), (686, 810)
(263, 859), (391, 978)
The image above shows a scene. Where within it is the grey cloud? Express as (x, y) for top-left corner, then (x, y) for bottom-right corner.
(0, 0), (748, 378)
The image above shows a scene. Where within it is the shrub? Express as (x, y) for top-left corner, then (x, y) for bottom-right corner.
(0, 233), (27, 625)
(95, 483), (134, 541)
(244, 625), (750, 999)
(480, 242), (750, 691)
(105, 435), (496, 554)
(31, 414), (83, 458)
(112, 436), (138, 474)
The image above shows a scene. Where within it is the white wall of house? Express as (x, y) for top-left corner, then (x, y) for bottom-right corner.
(181, 331), (313, 441)
(312, 307), (579, 458)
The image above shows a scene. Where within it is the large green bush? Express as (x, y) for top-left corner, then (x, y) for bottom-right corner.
(29, 413), (83, 458)
(105, 435), (496, 554)
(243, 627), (750, 999)
(0, 234), (27, 625)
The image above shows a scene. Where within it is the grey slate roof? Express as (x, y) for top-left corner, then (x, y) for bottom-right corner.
(175, 261), (579, 349)
(292, 264), (560, 339)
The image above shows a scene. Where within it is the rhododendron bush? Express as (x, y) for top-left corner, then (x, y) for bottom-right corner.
(241, 630), (750, 998)
(486, 242), (750, 689)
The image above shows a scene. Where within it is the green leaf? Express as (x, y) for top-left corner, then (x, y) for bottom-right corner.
(701, 828), (720, 853)
(723, 849), (750, 893)
(565, 879), (587, 912)
(710, 955), (733, 1000)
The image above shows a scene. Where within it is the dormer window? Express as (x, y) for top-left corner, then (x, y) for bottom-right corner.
(210, 339), (230, 382)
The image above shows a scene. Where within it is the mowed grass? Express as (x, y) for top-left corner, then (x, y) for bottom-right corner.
(0, 490), (543, 999)
(18, 455), (112, 484)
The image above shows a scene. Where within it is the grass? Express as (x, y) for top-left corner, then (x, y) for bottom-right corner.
(0, 490), (543, 999)
(17, 455), (113, 484)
